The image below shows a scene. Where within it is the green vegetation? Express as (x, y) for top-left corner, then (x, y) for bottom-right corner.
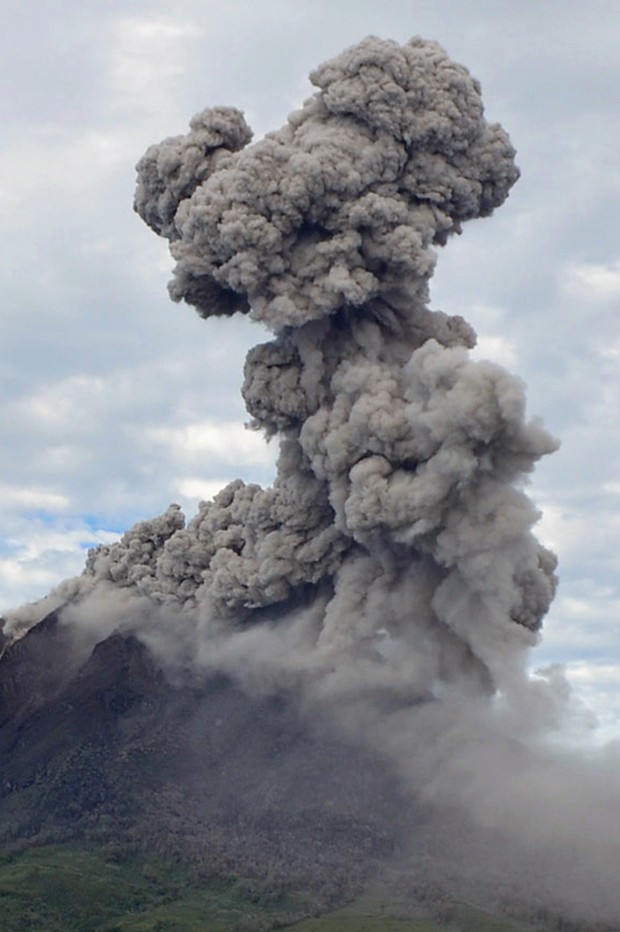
(0, 843), (599, 932)
(446, 902), (536, 931)
(278, 896), (532, 932)
(280, 907), (446, 930)
(0, 844), (308, 931)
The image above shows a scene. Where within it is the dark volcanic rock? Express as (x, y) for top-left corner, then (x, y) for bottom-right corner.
(0, 613), (413, 898)
(0, 613), (77, 727)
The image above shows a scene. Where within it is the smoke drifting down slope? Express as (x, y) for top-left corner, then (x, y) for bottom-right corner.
(6, 36), (620, 925)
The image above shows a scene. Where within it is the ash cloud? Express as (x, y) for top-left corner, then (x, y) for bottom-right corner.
(90, 35), (558, 694)
(6, 35), (620, 926)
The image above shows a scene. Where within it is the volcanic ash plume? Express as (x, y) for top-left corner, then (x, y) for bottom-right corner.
(14, 36), (559, 699)
(9, 35), (620, 925)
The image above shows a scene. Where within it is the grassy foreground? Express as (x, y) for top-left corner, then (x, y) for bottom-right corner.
(280, 896), (532, 932)
(0, 844), (308, 931)
(0, 843), (540, 932)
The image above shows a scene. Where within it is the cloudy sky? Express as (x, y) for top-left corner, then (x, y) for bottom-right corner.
(1, 0), (619, 737)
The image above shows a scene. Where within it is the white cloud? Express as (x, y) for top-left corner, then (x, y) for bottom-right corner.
(108, 15), (202, 114)
(535, 580), (620, 663)
(534, 503), (597, 559)
(562, 662), (620, 745)
(145, 420), (276, 468)
(25, 375), (107, 428)
(174, 477), (234, 503)
(597, 340), (620, 362)
(0, 519), (119, 614)
(0, 127), (137, 217)
(562, 259), (620, 302)
(470, 335), (518, 368)
(0, 485), (69, 513)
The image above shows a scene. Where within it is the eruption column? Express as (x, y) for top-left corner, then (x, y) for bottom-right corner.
(80, 36), (557, 696)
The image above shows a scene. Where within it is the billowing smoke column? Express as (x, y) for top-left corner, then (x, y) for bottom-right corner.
(70, 34), (558, 697)
(10, 39), (620, 925)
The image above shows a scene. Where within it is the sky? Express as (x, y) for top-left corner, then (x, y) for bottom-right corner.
(1, 0), (619, 738)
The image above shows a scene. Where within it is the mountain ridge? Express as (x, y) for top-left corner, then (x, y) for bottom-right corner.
(0, 610), (411, 905)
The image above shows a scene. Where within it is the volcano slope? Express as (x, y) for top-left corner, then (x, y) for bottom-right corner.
(0, 613), (601, 932)
(0, 610), (412, 905)
(0, 617), (540, 932)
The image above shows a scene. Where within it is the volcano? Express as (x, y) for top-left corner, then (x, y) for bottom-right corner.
(2, 33), (620, 932)
(0, 610), (412, 905)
